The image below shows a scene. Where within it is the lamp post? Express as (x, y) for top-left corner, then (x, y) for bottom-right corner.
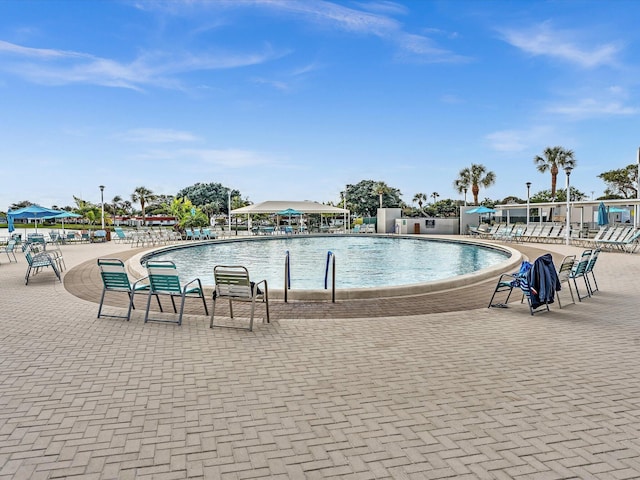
(227, 190), (232, 235)
(564, 166), (573, 245)
(99, 185), (105, 230)
(526, 182), (531, 226)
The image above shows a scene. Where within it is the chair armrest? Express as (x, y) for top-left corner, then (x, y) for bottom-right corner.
(183, 277), (204, 292)
(132, 276), (150, 291)
(253, 279), (268, 296)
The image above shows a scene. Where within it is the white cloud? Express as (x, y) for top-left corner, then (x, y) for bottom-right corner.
(500, 21), (621, 68)
(547, 98), (638, 118)
(0, 40), (282, 90)
(485, 126), (553, 153)
(118, 128), (201, 143)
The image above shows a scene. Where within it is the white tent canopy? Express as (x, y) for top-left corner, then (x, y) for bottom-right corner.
(231, 200), (349, 215)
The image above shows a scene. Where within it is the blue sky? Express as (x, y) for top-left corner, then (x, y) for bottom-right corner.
(1, 0), (639, 211)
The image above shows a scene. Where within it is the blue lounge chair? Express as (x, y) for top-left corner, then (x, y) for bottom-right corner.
(97, 258), (150, 321)
(144, 260), (208, 325)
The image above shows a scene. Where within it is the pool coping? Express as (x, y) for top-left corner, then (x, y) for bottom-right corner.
(126, 234), (523, 301)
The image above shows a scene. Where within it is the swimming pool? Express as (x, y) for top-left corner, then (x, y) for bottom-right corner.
(145, 235), (512, 294)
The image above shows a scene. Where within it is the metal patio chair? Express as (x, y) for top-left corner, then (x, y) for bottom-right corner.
(144, 260), (208, 325)
(97, 258), (150, 321)
(210, 265), (270, 332)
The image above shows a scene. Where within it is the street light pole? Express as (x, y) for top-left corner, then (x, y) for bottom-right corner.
(99, 185), (105, 230)
(564, 167), (573, 245)
(526, 182), (531, 226)
(227, 190), (232, 235)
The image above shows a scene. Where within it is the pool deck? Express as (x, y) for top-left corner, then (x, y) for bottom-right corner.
(2, 237), (640, 479)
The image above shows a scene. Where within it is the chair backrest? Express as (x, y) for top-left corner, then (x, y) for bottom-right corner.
(98, 258), (131, 291)
(571, 250), (591, 276)
(6, 239), (16, 251)
(557, 255), (576, 281)
(146, 260), (182, 293)
(214, 265), (253, 298)
(585, 248), (600, 273)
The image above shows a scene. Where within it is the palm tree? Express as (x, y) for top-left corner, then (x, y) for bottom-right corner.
(413, 193), (427, 210)
(431, 192), (439, 204)
(534, 146), (577, 200)
(111, 195), (123, 225)
(454, 164), (496, 205)
(131, 186), (156, 225)
(373, 181), (391, 208)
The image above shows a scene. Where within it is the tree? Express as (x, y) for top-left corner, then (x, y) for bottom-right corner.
(170, 197), (209, 230)
(412, 193), (427, 210)
(9, 200), (33, 210)
(176, 182), (241, 212)
(131, 186), (156, 224)
(110, 195), (123, 224)
(343, 180), (403, 217)
(530, 187), (587, 203)
(534, 146), (577, 200)
(598, 164), (638, 199)
(431, 192), (439, 204)
(373, 181), (391, 208)
(454, 164), (496, 205)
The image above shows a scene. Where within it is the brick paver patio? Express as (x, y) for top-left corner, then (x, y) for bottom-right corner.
(1, 238), (639, 479)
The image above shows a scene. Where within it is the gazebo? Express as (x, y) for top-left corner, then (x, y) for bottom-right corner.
(231, 200), (350, 233)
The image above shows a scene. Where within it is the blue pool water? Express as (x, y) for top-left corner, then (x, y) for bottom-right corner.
(148, 236), (508, 290)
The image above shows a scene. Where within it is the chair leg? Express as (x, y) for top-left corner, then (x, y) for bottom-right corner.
(144, 292), (153, 323)
(249, 298), (255, 332)
(126, 292), (135, 321)
(201, 294), (209, 316)
(228, 298), (234, 318)
(210, 297), (217, 328)
(178, 295), (186, 326)
(97, 288), (107, 318)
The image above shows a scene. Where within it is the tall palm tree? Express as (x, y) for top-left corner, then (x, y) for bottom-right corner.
(431, 192), (439, 204)
(373, 181), (391, 208)
(413, 193), (427, 210)
(111, 195), (123, 225)
(131, 186), (156, 225)
(454, 164), (496, 205)
(534, 146), (577, 200)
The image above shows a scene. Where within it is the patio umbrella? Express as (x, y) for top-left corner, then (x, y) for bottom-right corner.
(465, 206), (496, 225)
(277, 208), (303, 226)
(597, 202), (608, 226)
(44, 210), (82, 234)
(465, 206), (496, 214)
(7, 205), (65, 233)
(7, 214), (14, 233)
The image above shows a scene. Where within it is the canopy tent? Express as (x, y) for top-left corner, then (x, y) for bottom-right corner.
(232, 200), (350, 233)
(232, 200), (348, 215)
(44, 210), (82, 234)
(7, 205), (66, 233)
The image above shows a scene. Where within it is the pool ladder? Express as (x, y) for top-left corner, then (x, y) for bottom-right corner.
(283, 250), (336, 303)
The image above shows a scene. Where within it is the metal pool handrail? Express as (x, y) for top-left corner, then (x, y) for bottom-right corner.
(324, 251), (336, 303)
(284, 250), (291, 303)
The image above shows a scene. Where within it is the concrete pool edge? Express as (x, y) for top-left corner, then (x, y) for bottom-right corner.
(126, 235), (523, 301)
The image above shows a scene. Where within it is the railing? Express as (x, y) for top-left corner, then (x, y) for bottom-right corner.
(324, 251), (336, 303)
(284, 250), (291, 303)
